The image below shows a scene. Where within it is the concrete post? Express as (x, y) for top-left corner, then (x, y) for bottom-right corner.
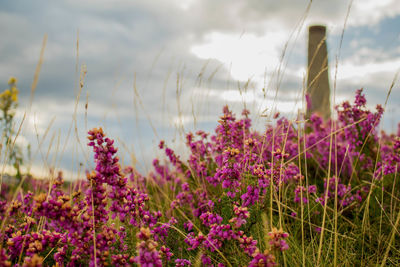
(306, 25), (331, 120)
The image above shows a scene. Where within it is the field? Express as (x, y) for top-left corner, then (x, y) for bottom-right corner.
(0, 71), (399, 266)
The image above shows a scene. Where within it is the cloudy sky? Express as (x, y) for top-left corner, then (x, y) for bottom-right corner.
(0, 0), (399, 178)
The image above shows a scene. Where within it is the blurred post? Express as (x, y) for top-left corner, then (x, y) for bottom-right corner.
(306, 25), (331, 120)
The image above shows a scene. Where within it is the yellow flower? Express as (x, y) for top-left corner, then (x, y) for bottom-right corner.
(8, 77), (17, 85)
(2, 89), (11, 98)
(11, 87), (18, 102)
(11, 93), (18, 102)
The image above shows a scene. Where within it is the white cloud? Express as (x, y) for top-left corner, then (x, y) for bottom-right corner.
(191, 31), (289, 82)
(337, 58), (400, 81)
(350, 0), (400, 27)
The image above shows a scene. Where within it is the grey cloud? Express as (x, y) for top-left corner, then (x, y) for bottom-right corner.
(0, 0), (399, 177)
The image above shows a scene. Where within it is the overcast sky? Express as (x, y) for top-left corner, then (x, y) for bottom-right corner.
(1, 0), (399, 178)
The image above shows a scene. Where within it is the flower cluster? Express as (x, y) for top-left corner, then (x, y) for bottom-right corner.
(0, 77), (19, 107)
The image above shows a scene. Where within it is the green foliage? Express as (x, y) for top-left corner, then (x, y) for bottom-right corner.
(0, 77), (23, 181)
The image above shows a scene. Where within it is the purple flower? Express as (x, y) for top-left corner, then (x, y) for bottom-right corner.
(175, 258), (192, 266)
(240, 185), (260, 207)
(268, 227), (289, 251)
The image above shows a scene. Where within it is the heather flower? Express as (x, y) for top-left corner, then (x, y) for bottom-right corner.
(152, 158), (173, 182)
(54, 245), (67, 265)
(175, 258), (192, 266)
(354, 88), (366, 107)
(294, 186), (311, 204)
(315, 176), (362, 209)
(248, 251), (276, 267)
(201, 254), (213, 267)
(152, 217), (177, 242)
(184, 220), (194, 232)
(199, 212), (223, 227)
(160, 246), (173, 262)
(135, 240), (163, 267)
(191, 189), (213, 218)
(272, 148), (289, 161)
(0, 248), (11, 267)
(111, 253), (130, 266)
(135, 228), (163, 266)
(240, 185), (260, 207)
(22, 254), (43, 267)
(229, 204), (250, 228)
(237, 233), (258, 256)
(308, 185), (317, 194)
(184, 232), (203, 250)
(268, 227), (289, 251)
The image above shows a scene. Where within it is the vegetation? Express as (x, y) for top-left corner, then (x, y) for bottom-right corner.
(0, 77), (399, 266)
(0, 77), (24, 181)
